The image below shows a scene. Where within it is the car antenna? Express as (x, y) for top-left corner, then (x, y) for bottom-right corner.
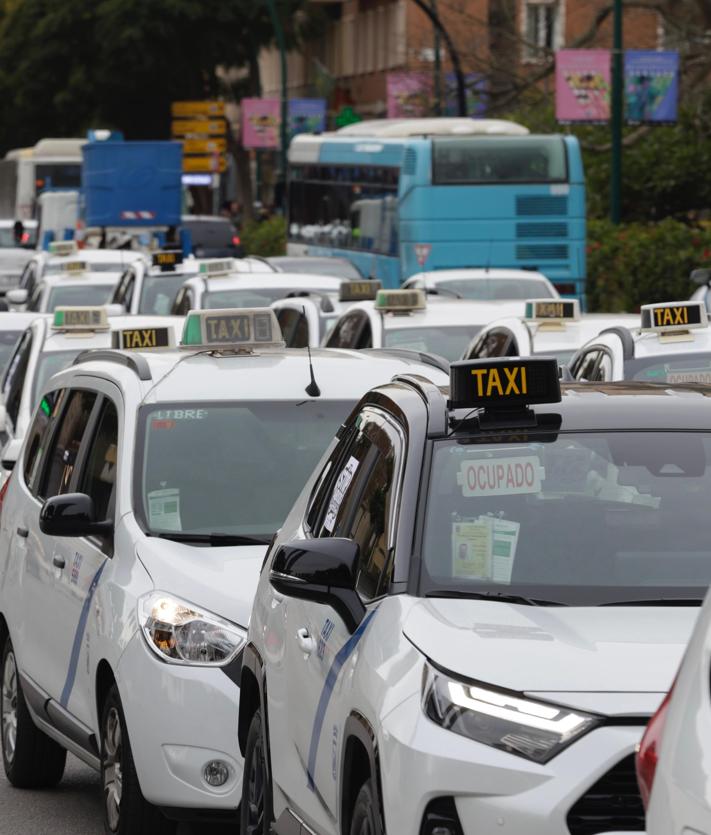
(303, 306), (321, 397)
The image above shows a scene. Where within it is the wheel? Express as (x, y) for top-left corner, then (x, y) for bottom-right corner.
(349, 780), (383, 835)
(240, 708), (273, 835)
(100, 683), (175, 835)
(0, 635), (66, 788)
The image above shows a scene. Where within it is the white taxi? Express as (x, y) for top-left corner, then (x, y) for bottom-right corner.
(402, 268), (560, 301)
(323, 288), (523, 361)
(569, 300), (711, 383)
(0, 308), (448, 833)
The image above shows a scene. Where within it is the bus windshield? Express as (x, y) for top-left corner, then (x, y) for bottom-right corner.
(432, 136), (567, 185)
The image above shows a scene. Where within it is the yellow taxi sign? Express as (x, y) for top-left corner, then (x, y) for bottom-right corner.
(339, 280), (382, 303)
(59, 260), (88, 274)
(198, 259), (234, 277)
(152, 250), (183, 271)
(171, 100), (226, 119)
(641, 301), (707, 333)
(525, 299), (580, 322)
(49, 241), (78, 257)
(112, 327), (175, 350)
(449, 357), (561, 410)
(52, 307), (109, 332)
(375, 288), (426, 312)
(181, 308), (284, 351)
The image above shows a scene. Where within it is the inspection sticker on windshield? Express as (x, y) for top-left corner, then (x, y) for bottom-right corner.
(457, 456), (544, 497)
(148, 488), (182, 532)
(452, 521), (491, 579)
(324, 456), (359, 533)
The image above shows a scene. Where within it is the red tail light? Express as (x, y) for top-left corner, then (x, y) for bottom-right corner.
(0, 472), (13, 523)
(636, 683), (674, 809)
(232, 235), (240, 246)
(20, 232), (29, 244)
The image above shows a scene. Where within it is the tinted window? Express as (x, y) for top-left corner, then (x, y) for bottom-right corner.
(41, 390), (97, 498)
(0, 330), (23, 375)
(3, 330), (32, 429)
(626, 353), (711, 384)
(325, 312), (367, 349)
(139, 274), (192, 315)
(79, 400), (118, 523)
(437, 278), (555, 301)
(172, 288), (193, 316)
(384, 325), (482, 362)
(32, 350), (83, 407)
(574, 350), (601, 381)
(46, 284), (114, 311)
(23, 389), (64, 494)
(277, 309), (310, 348)
(469, 328), (516, 359)
(112, 269), (135, 309)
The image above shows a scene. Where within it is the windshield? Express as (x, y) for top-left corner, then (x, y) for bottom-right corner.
(45, 263), (126, 275)
(0, 228), (37, 248)
(32, 349), (82, 404)
(0, 330), (22, 372)
(139, 274), (193, 315)
(280, 260), (362, 279)
(626, 353), (711, 384)
(533, 349), (575, 364)
(385, 325), (481, 362)
(432, 136), (567, 185)
(46, 284), (114, 311)
(437, 278), (555, 301)
(421, 432), (711, 604)
(136, 401), (347, 537)
(205, 287), (332, 309)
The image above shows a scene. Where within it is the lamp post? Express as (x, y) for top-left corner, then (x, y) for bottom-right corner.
(610, 0), (623, 223)
(265, 0), (288, 209)
(432, 0), (442, 116)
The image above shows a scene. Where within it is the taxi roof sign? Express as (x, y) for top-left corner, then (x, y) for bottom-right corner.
(152, 250), (183, 272)
(112, 326), (175, 351)
(198, 259), (234, 277)
(375, 288), (426, 312)
(49, 241), (78, 257)
(181, 307), (284, 351)
(641, 301), (707, 333)
(339, 280), (382, 303)
(52, 307), (109, 332)
(59, 260), (88, 274)
(525, 299), (580, 322)
(449, 357), (561, 411)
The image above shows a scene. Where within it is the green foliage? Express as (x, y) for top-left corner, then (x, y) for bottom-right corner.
(241, 216), (287, 257)
(586, 218), (711, 311)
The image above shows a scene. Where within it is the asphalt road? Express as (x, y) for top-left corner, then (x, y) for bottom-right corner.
(0, 754), (237, 834)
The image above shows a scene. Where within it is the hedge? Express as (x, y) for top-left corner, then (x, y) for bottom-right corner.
(241, 216), (287, 257)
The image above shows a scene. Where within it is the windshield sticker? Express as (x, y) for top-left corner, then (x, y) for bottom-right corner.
(324, 456), (360, 533)
(152, 409), (208, 421)
(666, 370), (711, 384)
(490, 518), (520, 583)
(148, 488), (182, 531)
(452, 520), (491, 579)
(457, 456), (543, 497)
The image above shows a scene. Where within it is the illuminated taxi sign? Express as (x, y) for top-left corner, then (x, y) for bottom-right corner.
(339, 280), (382, 303)
(198, 259), (234, 277)
(52, 307), (109, 331)
(640, 301), (707, 333)
(525, 299), (580, 322)
(49, 241), (78, 257)
(449, 357), (561, 410)
(375, 288), (426, 312)
(112, 326), (174, 350)
(181, 307), (284, 350)
(152, 250), (183, 272)
(59, 260), (88, 274)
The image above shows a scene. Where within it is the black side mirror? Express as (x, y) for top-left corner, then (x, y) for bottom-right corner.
(270, 538), (365, 633)
(691, 268), (711, 286)
(40, 493), (113, 538)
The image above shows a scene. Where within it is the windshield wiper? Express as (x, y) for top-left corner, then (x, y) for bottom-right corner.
(151, 532), (272, 546)
(425, 589), (568, 606)
(599, 597), (703, 607)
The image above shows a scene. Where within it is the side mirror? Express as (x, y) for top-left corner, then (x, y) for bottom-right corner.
(39, 493), (113, 538)
(0, 404), (7, 434)
(270, 538), (365, 632)
(690, 268), (711, 286)
(1, 437), (22, 471)
(105, 303), (125, 317)
(6, 288), (27, 307)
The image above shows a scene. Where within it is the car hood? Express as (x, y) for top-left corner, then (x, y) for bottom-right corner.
(137, 538), (266, 629)
(403, 599), (698, 715)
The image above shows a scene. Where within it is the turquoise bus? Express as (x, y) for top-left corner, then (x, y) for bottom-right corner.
(286, 118), (586, 301)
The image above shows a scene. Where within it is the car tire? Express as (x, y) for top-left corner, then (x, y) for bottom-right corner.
(349, 779), (383, 835)
(100, 683), (175, 835)
(0, 635), (66, 788)
(240, 708), (273, 835)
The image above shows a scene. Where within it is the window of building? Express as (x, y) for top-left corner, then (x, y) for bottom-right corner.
(522, 0), (563, 60)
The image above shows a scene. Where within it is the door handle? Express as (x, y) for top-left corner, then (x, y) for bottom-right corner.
(16, 527), (28, 538)
(296, 628), (316, 656)
(52, 555), (65, 570)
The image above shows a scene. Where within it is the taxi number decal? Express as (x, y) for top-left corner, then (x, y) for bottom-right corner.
(536, 301), (573, 318)
(152, 409), (207, 421)
(120, 328), (170, 349)
(204, 313), (273, 343)
(65, 310), (103, 327)
(471, 366), (527, 398)
(457, 456), (543, 497)
(323, 456), (359, 533)
(652, 305), (700, 327)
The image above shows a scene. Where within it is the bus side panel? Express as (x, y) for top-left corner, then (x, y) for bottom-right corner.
(0, 160), (18, 219)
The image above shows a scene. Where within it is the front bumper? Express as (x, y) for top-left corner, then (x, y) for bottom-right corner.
(116, 630), (243, 810)
(379, 691), (645, 835)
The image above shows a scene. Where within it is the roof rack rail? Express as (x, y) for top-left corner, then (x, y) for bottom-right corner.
(600, 326), (635, 360)
(391, 373), (448, 437)
(72, 350), (152, 381)
(360, 348), (450, 375)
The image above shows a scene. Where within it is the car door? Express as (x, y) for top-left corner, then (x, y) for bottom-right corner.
(0, 328), (33, 447)
(282, 408), (403, 832)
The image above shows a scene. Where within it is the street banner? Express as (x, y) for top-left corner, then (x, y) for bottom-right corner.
(444, 73), (487, 116)
(387, 71), (433, 118)
(289, 99), (327, 141)
(625, 50), (679, 124)
(556, 49), (611, 123)
(242, 98), (280, 149)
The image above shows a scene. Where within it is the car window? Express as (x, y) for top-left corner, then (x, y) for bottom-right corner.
(113, 269), (135, 308)
(172, 287), (193, 316)
(597, 351), (614, 382)
(27, 285), (43, 312)
(20, 263), (36, 295)
(78, 399), (118, 546)
(326, 311), (366, 349)
(574, 350), (601, 381)
(3, 329), (33, 430)
(470, 328), (516, 359)
(315, 411), (400, 599)
(277, 308), (310, 348)
(40, 389), (97, 499)
(23, 388), (65, 495)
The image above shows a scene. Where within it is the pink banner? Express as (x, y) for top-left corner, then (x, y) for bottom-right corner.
(242, 98), (280, 149)
(387, 72), (433, 118)
(556, 50), (611, 123)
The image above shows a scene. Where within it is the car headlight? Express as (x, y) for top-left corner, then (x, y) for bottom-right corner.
(423, 666), (600, 763)
(138, 592), (246, 666)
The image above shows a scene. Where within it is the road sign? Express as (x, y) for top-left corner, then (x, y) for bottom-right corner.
(182, 138), (227, 154)
(172, 100), (225, 118)
(182, 155), (227, 174)
(414, 243), (432, 266)
(171, 119), (226, 137)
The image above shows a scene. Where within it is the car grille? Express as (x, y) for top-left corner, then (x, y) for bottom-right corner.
(566, 755), (645, 835)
